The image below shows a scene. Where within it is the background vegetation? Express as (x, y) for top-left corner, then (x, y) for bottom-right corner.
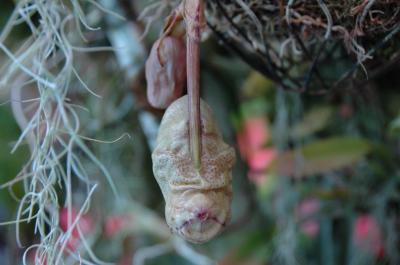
(0, 0), (399, 264)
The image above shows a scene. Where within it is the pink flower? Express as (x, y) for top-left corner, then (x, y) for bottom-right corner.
(237, 117), (270, 160)
(301, 221), (320, 238)
(247, 149), (276, 172)
(297, 198), (320, 218)
(28, 249), (47, 265)
(295, 198), (320, 238)
(105, 214), (130, 238)
(59, 208), (94, 250)
(353, 215), (384, 257)
(237, 116), (277, 186)
(247, 171), (268, 186)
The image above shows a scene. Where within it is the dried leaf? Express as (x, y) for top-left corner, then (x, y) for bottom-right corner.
(145, 36), (186, 109)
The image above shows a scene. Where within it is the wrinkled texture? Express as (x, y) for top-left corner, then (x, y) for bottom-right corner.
(145, 36), (186, 109)
(152, 95), (235, 243)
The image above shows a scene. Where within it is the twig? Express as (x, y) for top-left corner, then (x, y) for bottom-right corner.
(332, 23), (400, 90)
(316, 0), (333, 39)
(185, 0), (204, 170)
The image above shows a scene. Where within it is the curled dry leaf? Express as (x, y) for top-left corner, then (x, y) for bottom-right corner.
(152, 95), (235, 243)
(145, 36), (186, 109)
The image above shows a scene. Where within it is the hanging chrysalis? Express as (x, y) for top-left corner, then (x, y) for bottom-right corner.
(149, 0), (235, 243)
(152, 96), (235, 243)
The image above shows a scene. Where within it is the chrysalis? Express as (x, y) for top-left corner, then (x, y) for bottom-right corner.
(145, 36), (186, 109)
(152, 95), (235, 243)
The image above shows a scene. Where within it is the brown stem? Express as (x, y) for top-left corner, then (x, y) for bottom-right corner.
(186, 0), (203, 170)
(187, 37), (201, 170)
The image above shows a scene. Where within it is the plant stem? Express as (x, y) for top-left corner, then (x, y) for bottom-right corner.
(187, 28), (201, 170)
(186, 0), (203, 170)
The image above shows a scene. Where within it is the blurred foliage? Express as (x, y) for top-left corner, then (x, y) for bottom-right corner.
(273, 137), (371, 177)
(289, 106), (333, 140)
(0, 108), (27, 212)
(0, 0), (399, 265)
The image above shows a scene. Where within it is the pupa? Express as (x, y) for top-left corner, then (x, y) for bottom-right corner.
(152, 95), (235, 243)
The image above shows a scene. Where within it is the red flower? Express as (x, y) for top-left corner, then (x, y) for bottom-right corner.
(105, 214), (130, 238)
(237, 117), (270, 160)
(247, 149), (276, 172)
(247, 171), (268, 186)
(237, 116), (276, 185)
(295, 198), (320, 238)
(59, 208), (94, 250)
(28, 249), (47, 265)
(353, 215), (384, 257)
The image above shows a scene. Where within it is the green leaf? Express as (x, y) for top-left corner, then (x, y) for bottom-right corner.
(271, 137), (371, 177)
(290, 106), (333, 140)
(241, 71), (274, 98)
(0, 108), (28, 209)
(239, 99), (270, 120)
(257, 174), (278, 198)
(226, 229), (274, 264)
(389, 116), (400, 137)
(234, 231), (268, 260)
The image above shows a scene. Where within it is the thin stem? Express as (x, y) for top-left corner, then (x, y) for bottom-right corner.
(187, 30), (201, 170)
(185, 0), (203, 170)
